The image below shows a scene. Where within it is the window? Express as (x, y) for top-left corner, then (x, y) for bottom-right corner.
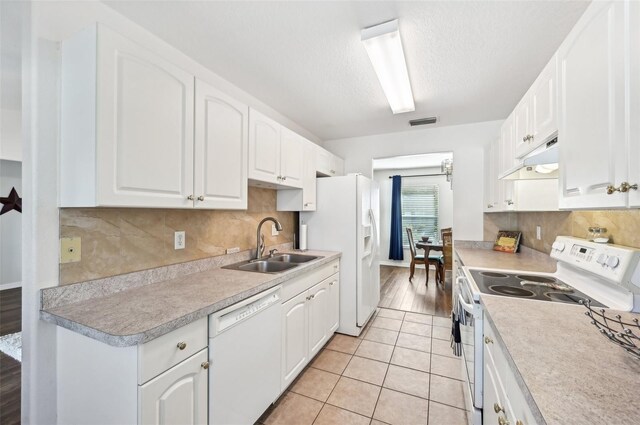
(401, 180), (439, 247)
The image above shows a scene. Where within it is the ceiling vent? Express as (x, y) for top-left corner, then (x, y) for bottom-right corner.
(409, 117), (437, 126)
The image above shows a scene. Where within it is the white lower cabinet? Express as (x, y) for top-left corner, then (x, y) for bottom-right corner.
(483, 316), (537, 425)
(280, 261), (340, 391)
(281, 290), (310, 389)
(139, 349), (208, 425)
(57, 318), (208, 425)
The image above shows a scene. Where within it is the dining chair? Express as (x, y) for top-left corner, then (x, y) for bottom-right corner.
(407, 228), (442, 285)
(438, 231), (453, 285)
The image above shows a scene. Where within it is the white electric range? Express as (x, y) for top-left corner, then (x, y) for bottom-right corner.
(453, 236), (640, 425)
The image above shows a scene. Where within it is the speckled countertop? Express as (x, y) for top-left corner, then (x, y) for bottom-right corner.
(455, 244), (557, 273)
(482, 295), (640, 425)
(40, 250), (340, 347)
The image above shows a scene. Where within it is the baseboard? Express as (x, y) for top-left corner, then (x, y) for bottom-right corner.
(0, 281), (21, 291)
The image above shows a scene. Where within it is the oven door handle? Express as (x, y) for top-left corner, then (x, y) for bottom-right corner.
(456, 276), (475, 315)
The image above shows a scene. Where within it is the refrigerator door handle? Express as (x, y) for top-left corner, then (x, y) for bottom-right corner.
(368, 209), (377, 267)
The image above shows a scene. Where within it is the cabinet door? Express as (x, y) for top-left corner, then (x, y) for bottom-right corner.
(332, 156), (345, 176)
(513, 96), (531, 159)
(302, 140), (317, 210)
(97, 27), (194, 208)
(315, 146), (335, 176)
(249, 109), (281, 184)
(327, 276), (340, 334)
(558, 0), (628, 209)
(627, 1), (640, 208)
(307, 281), (329, 358)
(139, 349), (208, 425)
(281, 291), (308, 390)
(484, 142), (496, 212)
(194, 79), (248, 209)
(498, 113), (516, 176)
(279, 127), (304, 188)
(529, 55), (558, 151)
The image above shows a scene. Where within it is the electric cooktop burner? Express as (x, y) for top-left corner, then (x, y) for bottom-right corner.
(489, 285), (535, 297)
(480, 271), (509, 278)
(515, 274), (556, 283)
(468, 269), (607, 307)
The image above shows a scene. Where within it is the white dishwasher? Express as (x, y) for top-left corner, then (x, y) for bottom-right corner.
(209, 285), (282, 425)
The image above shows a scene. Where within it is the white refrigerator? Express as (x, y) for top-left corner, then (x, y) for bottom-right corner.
(301, 174), (380, 336)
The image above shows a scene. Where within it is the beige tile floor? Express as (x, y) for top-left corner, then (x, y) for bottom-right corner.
(259, 308), (469, 425)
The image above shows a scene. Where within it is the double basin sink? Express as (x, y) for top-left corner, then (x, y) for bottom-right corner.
(224, 253), (320, 274)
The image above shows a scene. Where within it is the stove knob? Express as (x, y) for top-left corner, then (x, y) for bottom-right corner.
(606, 256), (620, 269)
(553, 242), (566, 252)
(596, 254), (607, 265)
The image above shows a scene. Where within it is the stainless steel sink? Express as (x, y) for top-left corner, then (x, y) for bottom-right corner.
(268, 253), (320, 263)
(227, 260), (298, 274)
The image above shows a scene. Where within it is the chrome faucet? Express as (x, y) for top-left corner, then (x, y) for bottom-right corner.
(255, 217), (283, 259)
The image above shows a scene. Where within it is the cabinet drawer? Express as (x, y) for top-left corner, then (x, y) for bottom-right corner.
(138, 317), (208, 384)
(281, 260), (339, 302)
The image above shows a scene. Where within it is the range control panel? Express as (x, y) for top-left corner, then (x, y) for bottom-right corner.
(551, 236), (640, 289)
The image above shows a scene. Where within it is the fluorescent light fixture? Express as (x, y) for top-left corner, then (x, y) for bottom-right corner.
(361, 20), (415, 114)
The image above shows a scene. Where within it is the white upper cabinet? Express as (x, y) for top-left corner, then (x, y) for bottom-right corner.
(530, 55), (558, 150)
(628, 1), (640, 208)
(277, 137), (317, 211)
(61, 25), (195, 208)
(514, 55), (558, 159)
(194, 79), (248, 209)
(498, 112), (517, 177)
(60, 24), (250, 210)
(315, 146), (344, 177)
(279, 127), (304, 188)
(249, 109), (281, 184)
(558, 0), (630, 209)
(513, 96), (532, 159)
(248, 108), (303, 188)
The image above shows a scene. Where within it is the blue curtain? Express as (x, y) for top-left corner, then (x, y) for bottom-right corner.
(389, 175), (404, 260)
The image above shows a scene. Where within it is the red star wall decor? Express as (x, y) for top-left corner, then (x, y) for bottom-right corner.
(1, 187), (22, 215)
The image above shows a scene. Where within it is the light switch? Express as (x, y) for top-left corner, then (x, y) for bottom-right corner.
(271, 224), (279, 236)
(536, 225), (542, 240)
(60, 237), (81, 263)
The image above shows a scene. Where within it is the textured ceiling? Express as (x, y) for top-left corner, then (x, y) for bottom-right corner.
(103, 1), (589, 141)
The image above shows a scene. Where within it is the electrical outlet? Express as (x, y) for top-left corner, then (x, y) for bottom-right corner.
(271, 224), (279, 236)
(226, 247), (240, 254)
(174, 231), (186, 250)
(60, 237), (81, 263)
(536, 225), (542, 240)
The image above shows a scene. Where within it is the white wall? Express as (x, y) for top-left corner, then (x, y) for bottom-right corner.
(374, 167), (454, 267)
(324, 120), (503, 242)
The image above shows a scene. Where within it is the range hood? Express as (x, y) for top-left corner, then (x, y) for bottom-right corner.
(500, 138), (559, 180)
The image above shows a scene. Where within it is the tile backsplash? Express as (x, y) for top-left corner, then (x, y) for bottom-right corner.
(484, 210), (640, 253)
(59, 187), (297, 285)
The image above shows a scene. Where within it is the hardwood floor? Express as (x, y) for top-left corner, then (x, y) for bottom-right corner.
(0, 287), (21, 425)
(379, 265), (452, 317)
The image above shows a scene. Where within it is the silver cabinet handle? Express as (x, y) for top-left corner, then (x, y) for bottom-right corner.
(484, 336), (493, 344)
(487, 204), (493, 208)
(282, 176), (287, 181)
(197, 196), (204, 201)
(177, 341), (187, 350)
(201, 361), (210, 370)
(607, 182), (638, 194)
(187, 195), (194, 201)
(329, 280), (336, 286)
(330, 170), (335, 174)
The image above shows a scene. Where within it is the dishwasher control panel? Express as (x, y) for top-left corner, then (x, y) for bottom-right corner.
(212, 288), (281, 335)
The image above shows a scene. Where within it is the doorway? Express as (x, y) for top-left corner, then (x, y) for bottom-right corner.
(372, 152), (454, 316)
